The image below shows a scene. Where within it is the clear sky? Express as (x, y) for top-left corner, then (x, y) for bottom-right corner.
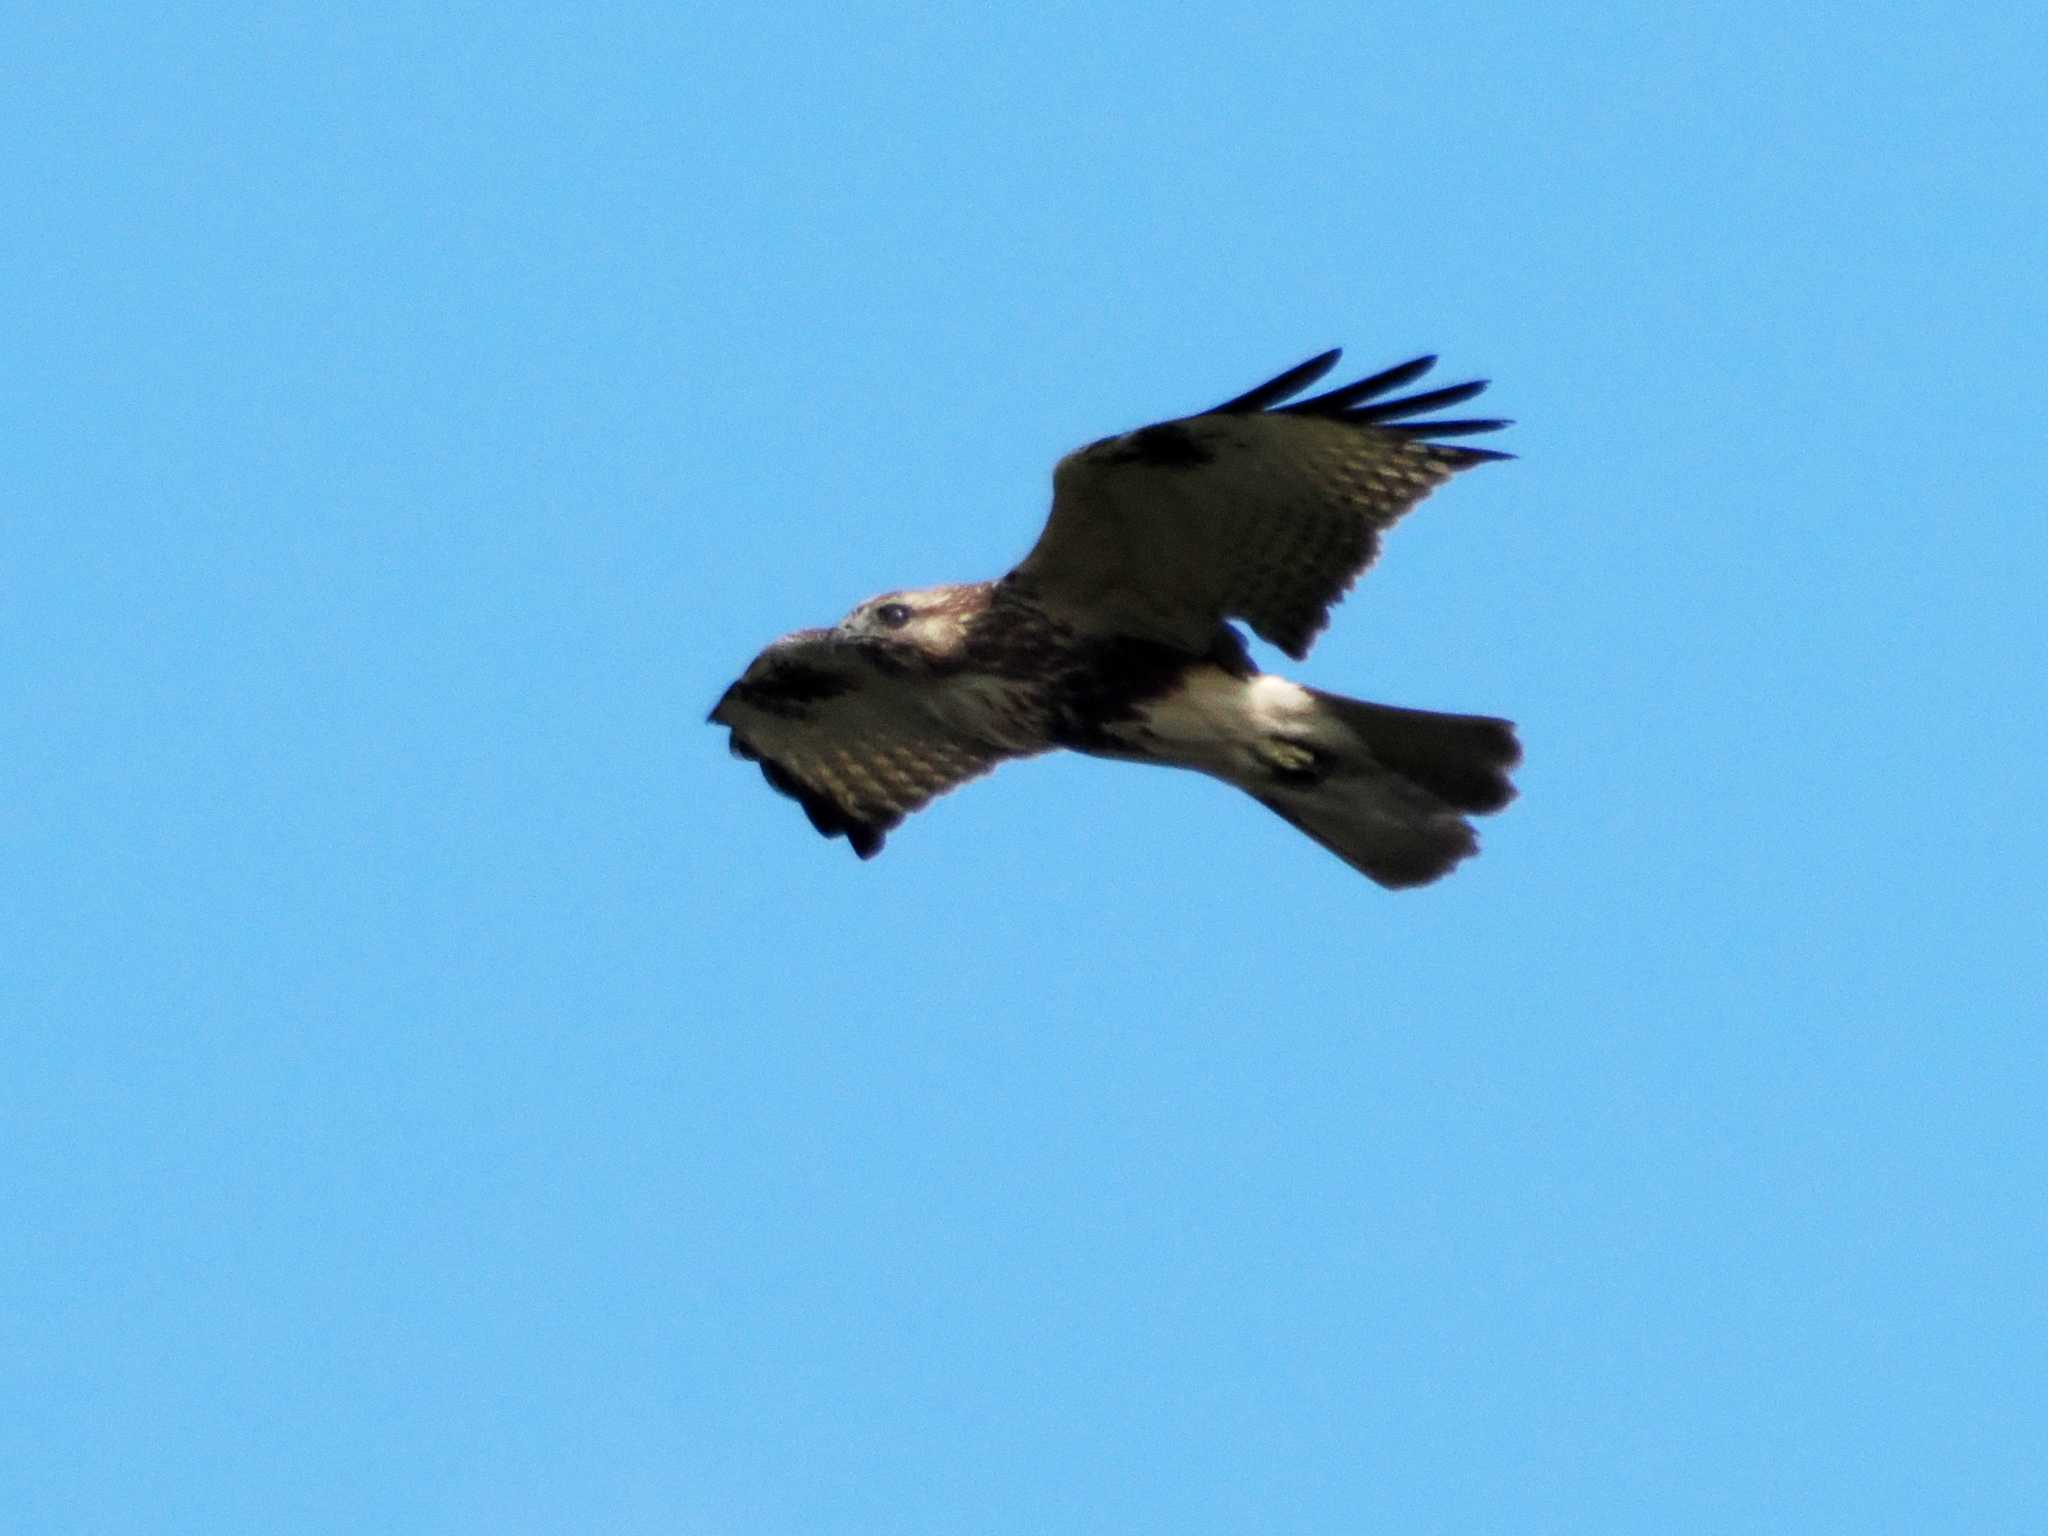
(6, 3), (2044, 1532)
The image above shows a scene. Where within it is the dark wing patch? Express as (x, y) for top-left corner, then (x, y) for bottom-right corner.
(1012, 350), (1514, 659)
(719, 658), (855, 718)
(709, 631), (1028, 859)
(1096, 422), (1213, 468)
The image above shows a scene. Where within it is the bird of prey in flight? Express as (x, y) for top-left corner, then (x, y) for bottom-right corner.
(709, 348), (1520, 888)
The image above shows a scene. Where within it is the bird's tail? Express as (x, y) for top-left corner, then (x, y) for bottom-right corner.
(1246, 689), (1520, 888)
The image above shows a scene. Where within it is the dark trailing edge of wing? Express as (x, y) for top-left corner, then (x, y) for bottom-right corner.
(723, 729), (886, 859)
(1207, 348), (1514, 463)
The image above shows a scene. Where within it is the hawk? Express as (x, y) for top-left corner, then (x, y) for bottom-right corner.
(709, 348), (1521, 888)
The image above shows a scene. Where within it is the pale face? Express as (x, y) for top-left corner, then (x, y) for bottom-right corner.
(838, 584), (977, 660)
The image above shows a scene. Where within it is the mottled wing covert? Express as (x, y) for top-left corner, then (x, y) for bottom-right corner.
(1010, 351), (1510, 658)
(708, 631), (1021, 858)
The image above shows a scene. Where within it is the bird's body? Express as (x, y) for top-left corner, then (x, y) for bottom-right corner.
(711, 349), (1522, 888)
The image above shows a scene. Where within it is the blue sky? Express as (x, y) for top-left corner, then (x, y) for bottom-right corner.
(6, 3), (2044, 1531)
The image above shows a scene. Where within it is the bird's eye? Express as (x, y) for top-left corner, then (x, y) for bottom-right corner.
(876, 602), (912, 629)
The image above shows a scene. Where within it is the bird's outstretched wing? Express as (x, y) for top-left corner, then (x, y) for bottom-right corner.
(1009, 351), (1510, 659)
(708, 631), (1029, 859)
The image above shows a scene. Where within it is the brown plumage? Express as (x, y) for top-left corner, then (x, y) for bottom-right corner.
(709, 348), (1521, 888)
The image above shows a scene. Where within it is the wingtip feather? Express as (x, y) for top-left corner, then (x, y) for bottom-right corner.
(1281, 354), (1439, 414)
(1206, 349), (1345, 414)
(1222, 353), (1512, 456)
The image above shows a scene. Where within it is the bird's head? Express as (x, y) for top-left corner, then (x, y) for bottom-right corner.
(837, 582), (991, 665)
